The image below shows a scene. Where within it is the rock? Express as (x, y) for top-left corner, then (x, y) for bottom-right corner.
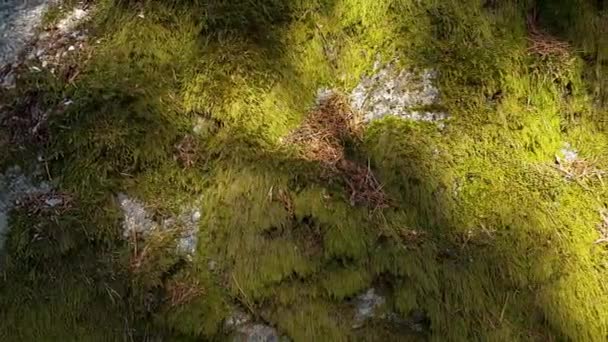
(560, 143), (578, 164)
(315, 88), (335, 106)
(350, 60), (447, 124)
(0, 0), (50, 68)
(56, 8), (89, 34)
(171, 207), (200, 256)
(224, 309), (285, 342)
(38, 32), (50, 41)
(207, 260), (217, 271)
(0, 166), (51, 252)
(0, 70), (16, 89)
(233, 323), (280, 342)
(117, 193), (201, 257)
(117, 193), (158, 239)
(224, 310), (252, 331)
(352, 288), (386, 328)
(44, 197), (63, 207)
(191, 210), (201, 222)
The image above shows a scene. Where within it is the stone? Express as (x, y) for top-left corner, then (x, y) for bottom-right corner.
(560, 142), (578, 164)
(352, 288), (386, 328)
(191, 210), (201, 222)
(350, 60), (447, 124)
(0, 166), (51, 252)
(44, 197), (63, 207)
(56, 8), (89, 34)
(117, 193), (158, 239)
(0, 0), (51, 68)
(224, 310), (251, 331)
(0, 70), (16, 89)
(233, 323), (280, 342)
(117, 193), (201, 257)
(315, 88), (335, 106)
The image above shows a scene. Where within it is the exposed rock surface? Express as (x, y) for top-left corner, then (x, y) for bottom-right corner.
(56, 7), (88, 34)
(224, 309), (282, 342)
(351, 287), (431, 333)
(352, 288), (386, 328)
(350, 60), (447, 124)
(118, 193), (201, 256)
(0, 0), (56, 67)
(1, 2), (92, 89)
(560, 142), (578, 164)
(233, 324), (281, 342)
(0, 166), (51, 251)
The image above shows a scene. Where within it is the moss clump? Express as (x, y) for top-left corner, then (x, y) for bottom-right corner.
(1, 0), (608, 341)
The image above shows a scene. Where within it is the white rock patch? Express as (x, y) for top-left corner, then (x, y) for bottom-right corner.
(233, 323), (280, 342)
(352, 288), (386, 328)
(350, 60), (447, 123)
(1, 2), (92, 88)
(0, 166), (51, 252)
(56, 8), (88, 34)
(0, 0), (56, 68)
(560, 142), (578, 164)
(118, 193), (200, 256)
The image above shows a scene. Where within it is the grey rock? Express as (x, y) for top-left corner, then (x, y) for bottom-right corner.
(207, 260), (217, 271)
(0, 166), (51, 252)
(0, 0), (56, 68)
(117, 193), (201, 257)
(117, 193), (158, 239)
(352, 288), (386, 328)
(560, 143), (578, 164)
(56, 8), (89, 34)
(0, 70), (16, 89)
(350, 60), (447, 124)
(44, 197), (63, 207)
(224, 309), (251, 331)
(233, 324), (280, 342)
(315, 88), (335, 106)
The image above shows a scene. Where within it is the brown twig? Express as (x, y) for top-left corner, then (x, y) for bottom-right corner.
(285, 92), (389, 209)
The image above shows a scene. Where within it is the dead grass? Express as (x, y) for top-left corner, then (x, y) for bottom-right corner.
(1, 90), (51, 146)
(175, 134), (199, 168)
(553, 156), (606, 188)
(129, 228), (178, 274)
(17, 191), (74, 215)
(286, 92), (389, 209)
(166, 279), (205, 308)
(287, 93), (360, 165)
(527, 13), (571, 60)
(596, 210), (608, 245)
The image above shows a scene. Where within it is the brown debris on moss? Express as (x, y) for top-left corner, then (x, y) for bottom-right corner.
(527, 13), (571, 60)
(286, 92), (389, 209)
(175, 134), (199, 168)
(166, 278), (205, 308)
(286, 92), (359, 165)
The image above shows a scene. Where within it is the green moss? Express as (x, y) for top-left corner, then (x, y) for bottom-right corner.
(0, 199), (127, 341)
(1, 0), (608, 340)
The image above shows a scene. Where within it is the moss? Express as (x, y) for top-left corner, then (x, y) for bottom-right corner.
(1, 0), (608, 340)
(0, 199), (127, 341)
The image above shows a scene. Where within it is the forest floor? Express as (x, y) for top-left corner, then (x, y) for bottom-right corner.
(1, 0), (607, 341)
